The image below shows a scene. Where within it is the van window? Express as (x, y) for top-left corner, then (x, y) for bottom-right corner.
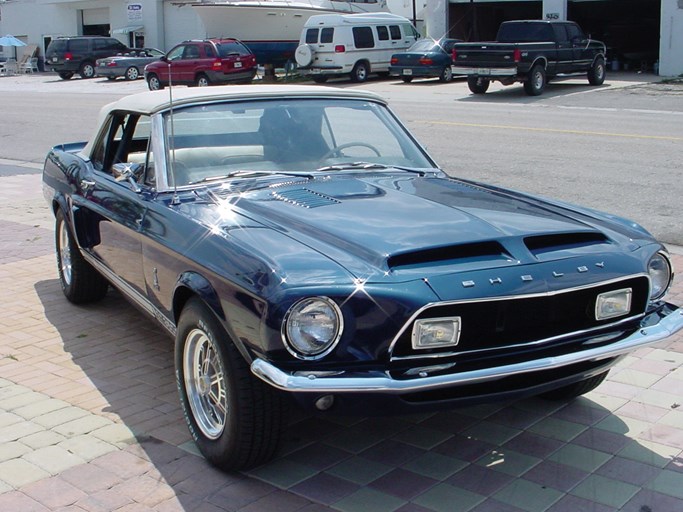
(389, 25), (402, 40)
(353, 27), (375, 48)
(321, 28), (334, 43)
(377, 26), (389, 41)
(305, 28), (319, 44)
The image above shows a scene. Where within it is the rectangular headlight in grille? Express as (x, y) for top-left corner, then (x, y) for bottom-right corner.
(412, 317), (461, 349)
(595, 288), (632, 320)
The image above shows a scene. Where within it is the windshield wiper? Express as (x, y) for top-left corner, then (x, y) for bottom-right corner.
(188, 169), (314, 185)
(316, 162), (427, 176)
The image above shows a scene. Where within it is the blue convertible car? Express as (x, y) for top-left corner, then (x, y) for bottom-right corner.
(42, 85), (683, 470)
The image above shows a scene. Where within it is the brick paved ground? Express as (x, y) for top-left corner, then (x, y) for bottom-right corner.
(1, 164), (682, 511)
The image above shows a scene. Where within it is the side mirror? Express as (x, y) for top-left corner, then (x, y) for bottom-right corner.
(112, 162), (144, 192)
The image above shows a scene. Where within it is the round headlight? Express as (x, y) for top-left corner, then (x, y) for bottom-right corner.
(648, 252), (672, 300)
(283, 297), (342, 359)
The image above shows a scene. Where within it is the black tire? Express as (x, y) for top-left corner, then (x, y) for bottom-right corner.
(79, 62), (96, 79)
(125, 66), (140, 81)
(524, 64), (546, 96)
(540, 371), (609, 400)
(401, 76), (413, 83)
(467, 76), (490, 94)
(175, 298), (287, 471)
(195, 74), (210, 87)
(58, 72), (74, 80)
(55, 209), (108, 304)
(350, 61), (369, 83)
(106, 77), (116, 81)
(147, 73), (164, 91)
(588, 57), (606, 86)
(312, 75), (328, 83)
(439, 66), (453, 83)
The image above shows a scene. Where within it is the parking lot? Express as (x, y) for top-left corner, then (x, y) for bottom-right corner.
(0, 71), (682, 512)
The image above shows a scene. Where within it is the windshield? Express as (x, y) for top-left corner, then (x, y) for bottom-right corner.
(162, 98), (436, 187)
(408, 39), (442, 52)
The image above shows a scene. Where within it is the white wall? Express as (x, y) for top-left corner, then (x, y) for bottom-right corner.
(542, 0), (567, 21)
(659, 0), (683, 76)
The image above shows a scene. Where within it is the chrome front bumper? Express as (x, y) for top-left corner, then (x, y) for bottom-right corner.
(251, 305), (683, 394)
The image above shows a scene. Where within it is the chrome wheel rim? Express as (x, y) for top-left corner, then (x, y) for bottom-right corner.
(198, 77), (209, 86)
(443, 67), (452, 81)
(83, 65), (94, 78)
(149, 77), (159, 90)
(597, 63), (604, 80)
(533, 71), (543, 89)
(183, 328), (227, 439)
(127, 67), (139, 80)
(58, 220), (73, 286)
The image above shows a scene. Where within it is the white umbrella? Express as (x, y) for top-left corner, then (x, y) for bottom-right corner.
(0, 35), (27, 47)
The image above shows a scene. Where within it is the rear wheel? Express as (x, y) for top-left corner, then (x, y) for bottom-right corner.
(588, 57), (606, 86)
(58, 72), (74, 80)
(55, 209), (108, 304)
(467, 76), (490, 94)
(439, 66), (453, 83)
(196, 73), (210, 87)
(125, 66), (140, 81)
(79, 62), (96, 79)
(540, 371), (609, 400)
(175, 298), (287, 471)
(350, 61), (369, 83)
(524, 64), (546, 96)
(401, 76), (413, 83)
(147, 73), (164, 91)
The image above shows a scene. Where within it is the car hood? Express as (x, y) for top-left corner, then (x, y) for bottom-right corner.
(194, 172), (651, 290)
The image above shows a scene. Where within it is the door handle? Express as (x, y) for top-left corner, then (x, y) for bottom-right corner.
(80, 179), (96, 193)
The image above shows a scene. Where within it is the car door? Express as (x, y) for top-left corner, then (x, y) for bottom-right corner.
(162, 44), (188, 84)
(552, 24), (573, 74)
(84, 112), (149, 295)
(566, 22), (591, 72)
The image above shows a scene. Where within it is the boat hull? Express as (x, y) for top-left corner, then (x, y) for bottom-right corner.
(193, 2), (388, 65)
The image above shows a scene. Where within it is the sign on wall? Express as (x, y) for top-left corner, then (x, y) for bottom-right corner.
(127, 3), (143, 22)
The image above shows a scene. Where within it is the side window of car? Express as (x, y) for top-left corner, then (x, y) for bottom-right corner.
(183, 45), (201, 59)
(353, 27), (374, 49)
(305, 29), (319, 44)
(70, 39), (88, 54)
(377, 26), (389, 41)
(93, 39), (108, 51)
(565, 23), (584, 41)
(389, 25), (402, 40)
(205, 44), (216, 58)
(553, 25), (568, 43)
(90, 116), (115, 172)
(321, 28), (334, 44)
(166, 45), (185, 61)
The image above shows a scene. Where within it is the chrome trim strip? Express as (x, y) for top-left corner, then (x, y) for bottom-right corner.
(387, 273), (650, 359)
(251, 307), (683, 394)
(81, 251), (177, 336)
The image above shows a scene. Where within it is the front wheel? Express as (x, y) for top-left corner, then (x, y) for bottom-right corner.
(175, 298), (287, 471)
(439, 66), (453, 83)
(147, 73), (164, 91)
(524, 64), (546, 96)
(350, 61), (369, 83)
(125, 66), (140, 81)
(588, 57), (606, 86)
(55, 209), (109, 304)
(79, 62), (96, 79)
(467, 76), (490, 94)
(540, 371), (609, 400)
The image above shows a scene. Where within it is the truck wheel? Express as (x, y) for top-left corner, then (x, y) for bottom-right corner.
(524, 65), (546, 96)
(401, 76), (413, 83)
(350, 61), (369, 83)
(439, 66), (453, 83)
(539, 371), (609, 400)
(175, 298), (287, 470)
(55, 209), (109, 304)
(467, 76), (490, 94)
(588, 57), (606, 86)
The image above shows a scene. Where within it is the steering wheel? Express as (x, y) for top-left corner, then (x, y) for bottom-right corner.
(319, 142), (381, 162)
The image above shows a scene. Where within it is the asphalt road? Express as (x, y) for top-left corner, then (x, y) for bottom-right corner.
(0, 72), (681, 245)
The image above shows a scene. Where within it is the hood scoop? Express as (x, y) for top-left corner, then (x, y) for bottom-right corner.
(525, 232), (611, 260)
(271, 188), (340, 209)
(388, 241), (512, 271)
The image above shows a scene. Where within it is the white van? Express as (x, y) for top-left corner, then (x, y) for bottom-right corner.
(295, 12), (420, 83)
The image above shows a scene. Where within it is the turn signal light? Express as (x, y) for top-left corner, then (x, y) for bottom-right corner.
(212, 59), (222, 70)
(335, 45), (346, 53)
(419, 57), (433, 65)
(390, 57), (398, 65)
(513, 48), (521, 63)
(451, 48), (457, 61)
(65, 52), (73, 61)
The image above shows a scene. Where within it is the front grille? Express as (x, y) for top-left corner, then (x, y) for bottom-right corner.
(391, 275), (649, 359)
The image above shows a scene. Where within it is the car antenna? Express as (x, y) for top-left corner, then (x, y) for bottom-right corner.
(167, 61), (180, 206)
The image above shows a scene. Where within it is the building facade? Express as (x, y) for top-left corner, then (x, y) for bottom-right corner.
(1, 0), (681, 76)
